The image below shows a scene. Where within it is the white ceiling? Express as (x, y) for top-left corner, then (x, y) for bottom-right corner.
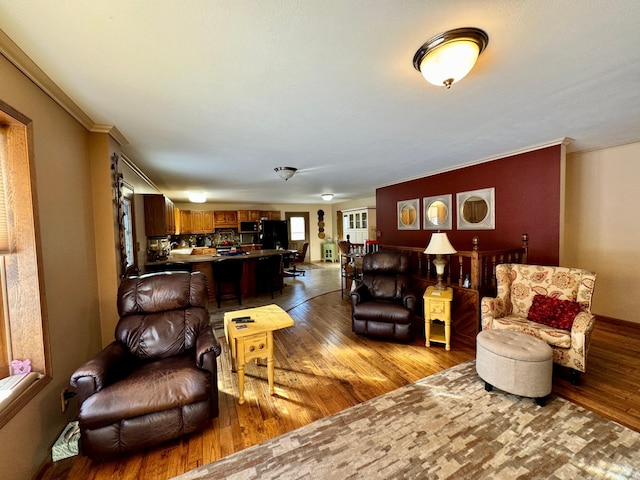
(1, 1), (639, 204)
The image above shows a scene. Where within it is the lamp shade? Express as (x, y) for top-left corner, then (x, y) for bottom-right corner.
(424, 232), (457, 255)
(321, 193), (333, 201)
(413, 27), (488, 88)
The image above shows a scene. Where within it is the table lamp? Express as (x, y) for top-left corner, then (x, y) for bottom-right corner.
(424, 232), (457, 290)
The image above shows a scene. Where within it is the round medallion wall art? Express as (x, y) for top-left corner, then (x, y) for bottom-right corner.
(317, 209), (325, 239)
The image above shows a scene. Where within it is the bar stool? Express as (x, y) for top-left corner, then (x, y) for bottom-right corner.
(213, 259), (243, 308)
(255, 254), (283, 298)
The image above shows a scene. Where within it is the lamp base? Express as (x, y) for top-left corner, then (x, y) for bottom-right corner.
(433, 256), (448, 290)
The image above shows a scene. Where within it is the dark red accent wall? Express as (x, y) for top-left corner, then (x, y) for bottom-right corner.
(375, 145), (562, 265)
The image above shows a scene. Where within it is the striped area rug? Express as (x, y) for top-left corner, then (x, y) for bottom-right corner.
(174, 361), (640, 479)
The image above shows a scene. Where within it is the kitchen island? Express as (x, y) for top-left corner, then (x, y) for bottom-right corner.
(145, 249), (296, 301)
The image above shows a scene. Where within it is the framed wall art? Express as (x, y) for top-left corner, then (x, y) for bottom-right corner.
(397, 199), (420, 230)
(423, 194), (452, 230)
(456, 187), (495, 230)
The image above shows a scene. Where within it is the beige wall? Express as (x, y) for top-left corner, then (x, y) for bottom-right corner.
(564, 143), (640, 323)
(88, 133), (122, 347)
(0, 55), (102, 480)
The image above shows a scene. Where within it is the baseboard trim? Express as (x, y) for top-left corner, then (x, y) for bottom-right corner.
(596, 314), (638, 328)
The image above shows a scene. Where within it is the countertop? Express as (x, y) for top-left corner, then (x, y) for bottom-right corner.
(146, 249), (295, 267)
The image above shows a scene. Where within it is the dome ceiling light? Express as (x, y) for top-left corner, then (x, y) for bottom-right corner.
(321, 193), (334, 201)
(274, 166), (297, 181)
(413, 27), (489, 89)
(188, 192), (207, 203)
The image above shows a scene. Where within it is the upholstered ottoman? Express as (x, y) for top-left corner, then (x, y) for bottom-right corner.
(476, 329), (553, 406)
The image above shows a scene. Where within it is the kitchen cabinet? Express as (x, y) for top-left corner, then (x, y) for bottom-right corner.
(179, 209), (192, 234)
(178, 210), (214, 234)
(144, 194), (175, 237)
(259, 210), (281, 221)
(214, 210), (238, 229)
(192, 211), (203, 233)
(238, 210), (260, 222)
(191, 247), (217, 255)
(202, 211), (214, 232)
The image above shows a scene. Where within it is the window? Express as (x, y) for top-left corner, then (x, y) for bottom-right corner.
(290, 217), (306, 241)
(0, 101), (50, 427)
(285, 212), (310, 245)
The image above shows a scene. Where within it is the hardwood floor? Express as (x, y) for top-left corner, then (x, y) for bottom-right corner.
(37, 286), (640, 480)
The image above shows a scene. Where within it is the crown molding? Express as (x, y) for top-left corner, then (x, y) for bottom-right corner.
(119, 153), (160, 192)
(0, 28), (114, 137)
(376, 137), (573, 190)
(91, 124), (128, 146)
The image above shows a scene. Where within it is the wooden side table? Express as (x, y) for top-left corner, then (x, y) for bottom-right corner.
(224, 304), (294, 404)
(423, 286), (453, 350)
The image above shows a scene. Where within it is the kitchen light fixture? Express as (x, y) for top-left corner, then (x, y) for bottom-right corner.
(188, 192), (207, 203)
(424, 232), (457, 290)
(321, 193), (334, 201)
(274, 166), (297, 181)
(413, 27), (488, 89)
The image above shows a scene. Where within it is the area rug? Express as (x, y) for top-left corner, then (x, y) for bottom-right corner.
(173, 361), (640, 479)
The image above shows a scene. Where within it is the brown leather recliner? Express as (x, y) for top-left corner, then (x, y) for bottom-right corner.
(70, 271), (221, 459)
(350, 251), (416, 342)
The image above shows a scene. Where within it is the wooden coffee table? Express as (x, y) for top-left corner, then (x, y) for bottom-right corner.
(223, 304), (294, 404)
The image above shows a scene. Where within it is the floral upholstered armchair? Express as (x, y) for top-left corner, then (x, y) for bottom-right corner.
(481, 264), (597, 385)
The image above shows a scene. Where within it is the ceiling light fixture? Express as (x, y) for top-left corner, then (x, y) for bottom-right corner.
(274, 166), (297, 181)
(413, 27), (488, 89)
(321, 193), (334, 201)
(188, 192), (207, 203)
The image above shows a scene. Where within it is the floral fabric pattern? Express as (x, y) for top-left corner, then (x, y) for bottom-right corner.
(481, 264), (597, 373)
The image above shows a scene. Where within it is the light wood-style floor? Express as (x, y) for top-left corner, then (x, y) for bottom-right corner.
(37, 268), (640, 480)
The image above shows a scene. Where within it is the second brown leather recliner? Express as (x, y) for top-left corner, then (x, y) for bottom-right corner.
(70, 271), (221, 459)
(350, 251), (416, 342)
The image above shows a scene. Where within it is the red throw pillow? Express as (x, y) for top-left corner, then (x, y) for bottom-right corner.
(527, 294), (581, 330)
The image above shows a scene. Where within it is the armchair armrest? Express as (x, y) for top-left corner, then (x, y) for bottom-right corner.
(196, 326), (222, 370)
(350, 283), (370, 307)
(480, 296), (509, 329)
(570, 311), (596, 354)
(402, 288), (416, 312)
(70, 341), (129, 404)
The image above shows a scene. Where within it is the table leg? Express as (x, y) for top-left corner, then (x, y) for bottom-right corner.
(238, 362), (246, 404)
(445, 319), (451, 351)
(237, 337), (246, 404)
(267, 332), (274, 395)
(425, 315), (431, 347)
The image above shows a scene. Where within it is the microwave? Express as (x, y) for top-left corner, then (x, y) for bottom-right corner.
(239, 221), (259, 232)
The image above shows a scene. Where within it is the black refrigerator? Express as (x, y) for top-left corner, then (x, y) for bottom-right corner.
(260, 220), (289, 250)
